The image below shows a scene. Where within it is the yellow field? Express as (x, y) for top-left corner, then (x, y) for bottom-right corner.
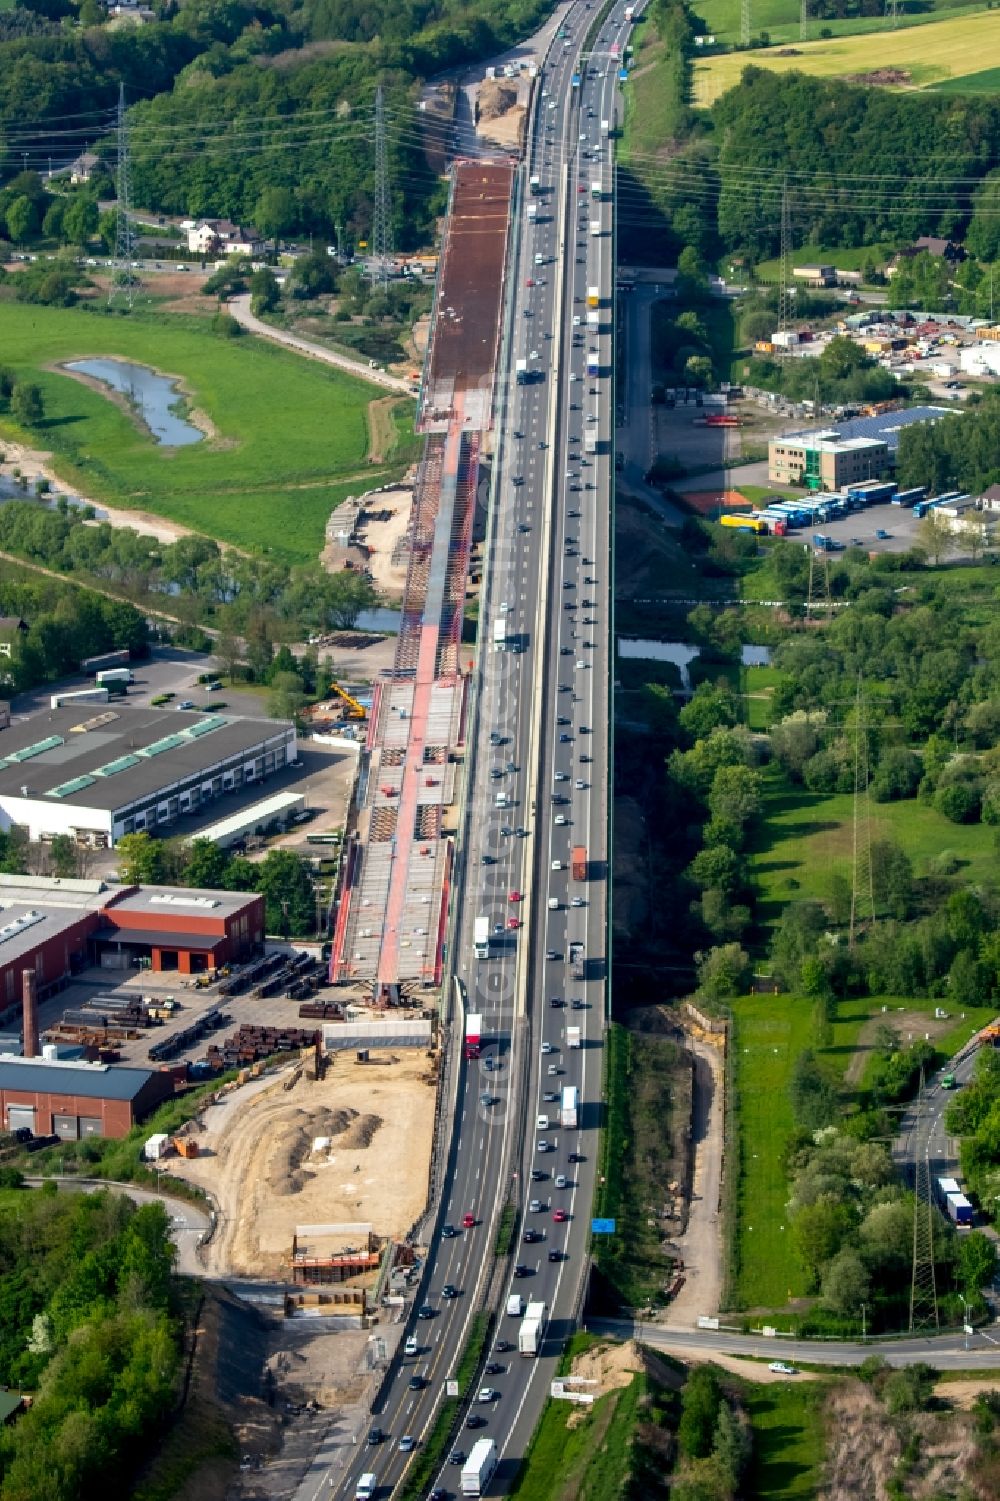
(693, 11), (1000, 105)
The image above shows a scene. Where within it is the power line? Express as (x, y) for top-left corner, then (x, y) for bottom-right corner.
(909, 1070), (940, 1332)
(371, 85), (393, 286)
(848, 676), (875, 950)
(741, 0), (752, 47)
(108, 83), (139, 313)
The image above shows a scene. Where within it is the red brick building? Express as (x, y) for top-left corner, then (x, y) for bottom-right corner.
(0, 1056), (173, 1138)
(98, 885), (266, 975)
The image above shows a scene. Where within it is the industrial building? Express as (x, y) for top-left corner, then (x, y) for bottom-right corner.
(0, 1054), (173, 1138)
(0, 873), (264, 1031)
(768, 406), (950, 491)
(0, 705), (296, 848)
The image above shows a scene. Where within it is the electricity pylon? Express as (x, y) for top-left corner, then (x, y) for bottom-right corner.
(108, 84), (139, 311)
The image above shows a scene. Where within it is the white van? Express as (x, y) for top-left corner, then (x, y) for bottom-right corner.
(355, 1476), (376, 1501)
(495, 793), (509, 808)
(548, 897), (559, 910)
(506, 1293), (524, 1317)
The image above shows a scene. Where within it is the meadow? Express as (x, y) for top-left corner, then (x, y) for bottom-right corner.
(693, 10), (1000, 105)
(750, 767), (1000, 926)
(745, 1381), (827, 1501)
(0, 302), (416, 561)
(694, 0), (987, 46)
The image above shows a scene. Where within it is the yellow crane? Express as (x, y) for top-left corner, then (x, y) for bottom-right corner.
(329, 682), (367, 720)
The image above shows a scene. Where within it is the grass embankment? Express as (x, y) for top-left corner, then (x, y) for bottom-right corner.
(0, 302), (416, 560)
(593, 1023), (687, 1308)
(751, 241), (895, 283)
(693, 11), (1000, 105)
(745, 1381), (827, 1501)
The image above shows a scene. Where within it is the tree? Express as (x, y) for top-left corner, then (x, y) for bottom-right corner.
(959, 1230), (997, 1293)
(215, 632), (242, 684)
(707, 763), (762, 833)
(678, 1367), (721, 1459)
(5, 195), (35, 245)
(917, 511), (955, 567)
(790, 1049), (838, 1132)
(184, 838), (230, 890)
(10, 383), (44, 426)
(821, 1248), (870, 1316)
(254, 185), (296, 248)
(116, 832), (167, 885)
(62, 195), (98, 248)
(42, 200), (65, 240)
(712, 1401), (750, 1487)
(267, 670), (308, 724)
(250, 266), (280, 315)
(793, 1195), (856, 1285)
(870, 839), (913, 919)
(48, 834), (79, 879)
(679, 682), (738, 741)
(256, 849), (315, 936)
(98, 208), (118, 255)
(685, 354), (713, 388)
(696, 943), (751, 1001)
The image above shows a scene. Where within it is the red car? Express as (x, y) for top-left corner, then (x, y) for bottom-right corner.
(462, 1213), (476, 1229)
(553, 1209), (568, 1223)
(508, 890), (522, 903)
(507, 917), (522, 930)
(525, 277), (535, 287)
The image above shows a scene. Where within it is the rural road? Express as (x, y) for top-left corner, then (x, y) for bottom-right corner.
(25, 1175), (211, 1277)
(227, 295), (416, 395)
(668, 1036), (725, 1322)
(591, 1316), (1000, 1371)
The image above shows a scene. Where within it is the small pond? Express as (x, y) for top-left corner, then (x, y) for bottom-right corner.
(618, 638), (701, 691)
(64, 358), (204, 446)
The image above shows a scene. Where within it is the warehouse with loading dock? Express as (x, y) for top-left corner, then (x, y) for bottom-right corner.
(0, 1055), (173, 1138)
(0, 705), (296, 848)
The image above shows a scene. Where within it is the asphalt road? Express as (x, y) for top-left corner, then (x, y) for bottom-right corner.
(331, 5), (635, 1498)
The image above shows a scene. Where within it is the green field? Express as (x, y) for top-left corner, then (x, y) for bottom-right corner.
(0, 302), (415, 560)
(731, 994), (813, 1307)
(746, 1382), (827, 1501)
(694, 10), (1000, 104)
(693, 0), (990, 49)
(750, 768), (1000, 925)
(751, 241), (895, 283)
(933, 63), (1000, 90)
(511, 1348), (647, 1500)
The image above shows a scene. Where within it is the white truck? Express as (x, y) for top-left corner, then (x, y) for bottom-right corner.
(584, 430), (598, 454)
(590, 219), (602, 237)
(49, 686), (110, 710)
(462, 1438), (498, 1496)
(560, 1085), (578, 1129)
(519, 1300), (546, 1356)
(567, 1025), (582, 1049)
(493, 615), (507, 652)
(474, 918), (490, 961)
(527, 201), (538, 221)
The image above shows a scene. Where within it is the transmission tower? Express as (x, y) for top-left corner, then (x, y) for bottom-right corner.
(801, 0), (808, 42)
(848, 677), (875, 949)
(778, 176), (791, 340)
(741, 0), (751, 47)
(108, 83), (139, 311)
(371, 85), (393, 286)
(909, 1070), (940, 1331)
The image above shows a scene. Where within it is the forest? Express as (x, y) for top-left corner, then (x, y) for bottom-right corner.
(0, 565), (148, 693)
(0, 0), (552, 247)
(0, 1184), (181, 1501)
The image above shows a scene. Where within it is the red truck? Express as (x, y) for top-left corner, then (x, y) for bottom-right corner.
(571, 846), (587, 882)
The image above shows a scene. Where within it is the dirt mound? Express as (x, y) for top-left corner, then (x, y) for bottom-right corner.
(477, 79), (518, 121)
(775, 47), (802, 55)
(569, 1338), (647, 1393)
(339, 1113), (383, 1151)
(269, 1116), (315, 1196)
(845, 67), (911, 85)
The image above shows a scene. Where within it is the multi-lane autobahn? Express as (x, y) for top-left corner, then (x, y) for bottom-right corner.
(333, 3), (635, 1496)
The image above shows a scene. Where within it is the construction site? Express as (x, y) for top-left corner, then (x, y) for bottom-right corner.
(330, 159), (514, 1000)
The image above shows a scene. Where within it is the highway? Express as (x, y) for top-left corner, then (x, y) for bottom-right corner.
(331, 4), (634, 1497)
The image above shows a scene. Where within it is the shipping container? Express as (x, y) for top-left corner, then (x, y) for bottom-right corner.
(560, 1085), (578, 1128)
(81, 649), (130, 676)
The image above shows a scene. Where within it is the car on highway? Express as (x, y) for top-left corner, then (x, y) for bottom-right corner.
(449, 1449), (466, 1465)
(531, 1168), (547, 1183)
(513, 1263), (532, 1277)
(507, 917), (522, 930)
(568, 1151), (585, 1163)
(554, 814), (568, 825)
(405, 1336), (419, 1356)
(555, 1174), (567, 1189)
(768, 1362), (798, 1376)
(547, 1063), (560, 1076)
(368, 1427), (384, 1445)
(559, 733), (572, 743)
(495, 1340), (513, 1353)
(571, 998), (586, 1010)
(548, 1248), (562, 1263)
(571, 897), (585, 907)
(509, 889), (522, 902)
(554, 771), (568, 781)
(543, 1090), (559, 1102)
(553, 1209), (568, 1223)
(537, 1139), (551, 1153)
(550, 996), (564, 1008)
(442, 1224), (458, 1239)
(408, 1375), (424, 1390)
(462, 1213), (476, 1229)
(418, 1303), (435, 1318)
(541, 1042), (554, 1054)
(478, 1387), (500, 1403)
(529, 1198), (542, 1213)
(537, 1114), (550, 1128)
(399, 1434), (416, 1451)
(441, 1284), (458, 1299)
(485, 1361), (505, 1376)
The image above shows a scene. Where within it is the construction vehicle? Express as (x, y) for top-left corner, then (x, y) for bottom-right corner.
(328, 682), (366, 720)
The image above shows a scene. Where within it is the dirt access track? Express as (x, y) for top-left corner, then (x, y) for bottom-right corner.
(164, 1053), (436, 1279)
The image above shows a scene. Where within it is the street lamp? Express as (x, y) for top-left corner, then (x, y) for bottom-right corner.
(861, 1302), (867, 1342)
(959, 1292), (970, 1351)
